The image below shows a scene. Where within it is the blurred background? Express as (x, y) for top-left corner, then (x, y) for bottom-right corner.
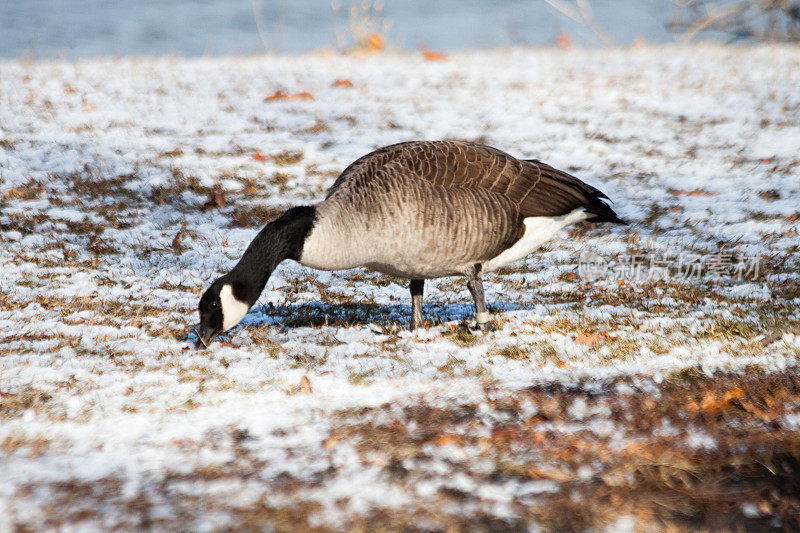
(2, 0), (798, 58)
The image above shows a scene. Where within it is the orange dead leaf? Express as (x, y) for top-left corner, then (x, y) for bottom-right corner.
(740, 399), (774, 422)
(434, 433), (462, 446)
(672, 189), (716, 197)
(555, 360), (573, 368)
(527, 465), (572, 482)
(721, 387), (745, 405)
(322, 435), (339, 449)
(699, 387), (746, 414)
(265, 90), (288, 101)
(265, 90), (313, 102)
(575, 332), (602, 347)
(700, 391), (721, 413)
(290, 91), (313, 100)
(367, 33), (384, 52)
(421, 46), (447, 61)
(299, 375), (313, 394)
(332, 79), (353, 88)
(252, 151), (270, 162)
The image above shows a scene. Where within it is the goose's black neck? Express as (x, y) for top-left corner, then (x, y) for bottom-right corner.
(227, 205), (316, 307)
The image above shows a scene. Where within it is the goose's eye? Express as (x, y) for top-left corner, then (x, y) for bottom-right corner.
(209, 301), (219, 310)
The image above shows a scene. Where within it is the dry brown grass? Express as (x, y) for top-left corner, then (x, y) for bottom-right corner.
(319, 369), (800, 531)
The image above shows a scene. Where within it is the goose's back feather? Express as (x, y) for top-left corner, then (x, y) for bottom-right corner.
(326, 140), (620, 222)
(300, 141), (621, 278)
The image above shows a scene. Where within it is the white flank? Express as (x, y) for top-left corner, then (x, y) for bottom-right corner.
(220, 284), (250, 331)
(482, 209), (589, 272)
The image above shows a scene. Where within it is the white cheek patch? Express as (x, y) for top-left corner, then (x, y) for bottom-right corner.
(220, 284), (250, 331)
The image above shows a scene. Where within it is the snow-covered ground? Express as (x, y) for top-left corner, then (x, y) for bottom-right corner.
(1, 45), (799, 530)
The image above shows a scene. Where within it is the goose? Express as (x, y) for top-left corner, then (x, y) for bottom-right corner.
(195, 140), (625, 347)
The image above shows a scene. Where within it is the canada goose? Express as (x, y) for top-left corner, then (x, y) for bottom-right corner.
(196, 140), (624, 347)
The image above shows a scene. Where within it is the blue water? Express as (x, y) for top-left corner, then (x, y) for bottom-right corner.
(1, 0), (681, 58)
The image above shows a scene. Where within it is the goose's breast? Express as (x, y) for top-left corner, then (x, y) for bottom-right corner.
(299, 179), (520, 278)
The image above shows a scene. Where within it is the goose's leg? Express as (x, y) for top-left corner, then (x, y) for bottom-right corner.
(466, 270), (491, 332)
(410, 279), (424, 330)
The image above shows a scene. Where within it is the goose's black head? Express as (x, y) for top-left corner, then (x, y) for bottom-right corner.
(196, 276), (251, 348)
(194, 205), (317, 348)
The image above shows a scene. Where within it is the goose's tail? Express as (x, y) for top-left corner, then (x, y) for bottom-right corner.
(523, 159), (627, 225)
(581, 186), (627, 225)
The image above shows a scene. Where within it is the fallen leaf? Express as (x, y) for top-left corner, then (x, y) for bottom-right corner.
(265, 90), (313, 102)
(698, 387), (747, 414)
(332, 79), (353, 88)
(740, 399), (774, 422)
(203, 190), (226, 210)
(290, 91), (313, 100)
(367, 33), (383, 52)
(265, 90), (288, 101)
(527, 465), (572, 482)
(671, 189), (716, 197)
(299, 375), (313, 393)
(434, 433), (462, 446)
(323, 435), (339, 449)
(252, 151), (271, 161)
(721, 387), (745, 406)
(700, 391), (720, 413)
(575, 332), (602, 347)
(421, 46), (447, 61)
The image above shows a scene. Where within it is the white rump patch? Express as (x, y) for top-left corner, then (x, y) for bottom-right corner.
(220, 284), (250, 331)
(483, 209), (589, 272)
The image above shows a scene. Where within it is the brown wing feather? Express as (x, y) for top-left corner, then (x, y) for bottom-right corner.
(326, 141), (623, 224)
